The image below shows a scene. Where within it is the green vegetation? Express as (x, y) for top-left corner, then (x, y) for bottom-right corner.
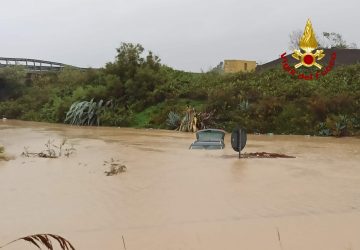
(0, 145), (4, 160)
(64, 99), (111, 126)
(0, 145), (9, 161)
(0, 42), (359, 136)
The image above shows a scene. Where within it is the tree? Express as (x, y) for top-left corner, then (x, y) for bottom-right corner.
(105, 43), (145, 79)
(104, 42), (164, 109)
(0, 66), (27, 100)
(288, 29), (303, 50)
(105, 43), (161, 80)
(209, 61), (224, 73)
(288, 29), (325, 50)
(322, 32), (357, 49)
(289, 30), (357, 50)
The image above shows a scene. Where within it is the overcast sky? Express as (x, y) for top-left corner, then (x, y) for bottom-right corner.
(1, 0), (359, 72)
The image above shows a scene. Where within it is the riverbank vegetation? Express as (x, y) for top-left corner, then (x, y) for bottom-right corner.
(0, 43), (359, 136)
(0, 145), (5, 160)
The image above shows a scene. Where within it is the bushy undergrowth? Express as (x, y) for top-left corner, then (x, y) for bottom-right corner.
(0, 43), (359, 136)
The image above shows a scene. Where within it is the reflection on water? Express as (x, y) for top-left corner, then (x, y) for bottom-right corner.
(1, 120), (360, 250)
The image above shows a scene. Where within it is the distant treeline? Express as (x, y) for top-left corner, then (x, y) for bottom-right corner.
(0, 43), (359, 136)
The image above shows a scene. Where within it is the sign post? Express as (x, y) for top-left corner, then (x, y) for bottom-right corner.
(231, 126), (247, 158)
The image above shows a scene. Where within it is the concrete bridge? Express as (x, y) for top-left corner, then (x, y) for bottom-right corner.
(0, 57), (82, 72)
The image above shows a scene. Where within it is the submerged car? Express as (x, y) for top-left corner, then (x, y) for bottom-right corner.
(189, 129), (225, 149)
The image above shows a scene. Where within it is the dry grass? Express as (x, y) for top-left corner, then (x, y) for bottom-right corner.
(0, 233), (75, 250)
(22, 139), (76, 158)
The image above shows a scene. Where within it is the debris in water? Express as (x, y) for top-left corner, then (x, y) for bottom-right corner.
(21, 138), (76, 158)
(104, 158), (127, 176)
(241, 152), (295, 158)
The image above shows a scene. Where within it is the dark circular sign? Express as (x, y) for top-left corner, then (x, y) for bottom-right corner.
(231, 128), (247, 152)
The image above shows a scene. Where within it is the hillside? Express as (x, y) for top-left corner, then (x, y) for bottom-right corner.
(0, 43), (359, 136)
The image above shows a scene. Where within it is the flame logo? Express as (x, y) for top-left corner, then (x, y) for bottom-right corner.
(299, 19), (318, 52)
(292, 19), (325, 69)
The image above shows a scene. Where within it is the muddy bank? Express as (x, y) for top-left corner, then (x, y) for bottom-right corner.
(1, 120), (360, 250)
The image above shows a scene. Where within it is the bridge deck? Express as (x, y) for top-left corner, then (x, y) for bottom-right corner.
(0, 57), (82, 72)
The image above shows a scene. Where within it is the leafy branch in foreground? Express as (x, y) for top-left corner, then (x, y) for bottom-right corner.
(0, 233), (75, 250)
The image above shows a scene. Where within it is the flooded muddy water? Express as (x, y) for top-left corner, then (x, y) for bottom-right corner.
(1, 120), (360, 250)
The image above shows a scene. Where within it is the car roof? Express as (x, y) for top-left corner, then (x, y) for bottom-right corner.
(196, 129), (226, 134)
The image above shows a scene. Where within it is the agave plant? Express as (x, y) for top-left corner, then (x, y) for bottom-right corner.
(64, 99), (111, 126)
(317, 122), (332, 136)
(239, 99), (250, 111)
(166, 111), (181, 129)
(333, 114), (349, 137)
(351, 115), (360, 129)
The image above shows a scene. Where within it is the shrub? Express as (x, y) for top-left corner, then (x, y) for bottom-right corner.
(64, 99), (111, 126)
(166, 111), (181, 129)
(99, 106), (132, 127)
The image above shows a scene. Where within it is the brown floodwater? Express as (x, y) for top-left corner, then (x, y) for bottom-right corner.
(0, 120), (360, 250)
